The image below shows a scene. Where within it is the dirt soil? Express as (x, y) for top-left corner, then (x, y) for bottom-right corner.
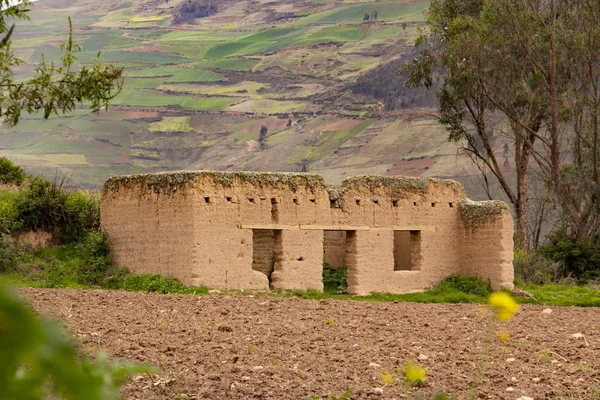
(20, 288), (600, 400)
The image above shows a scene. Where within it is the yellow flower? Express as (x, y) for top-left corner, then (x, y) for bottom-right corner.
(488, 292), (519, 321)
(381, 371), (394, 385)
(404, 361), (427, 387)
(497, 330), (510, 342)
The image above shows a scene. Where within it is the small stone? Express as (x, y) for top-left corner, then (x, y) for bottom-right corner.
(369, 362), (381, 368)
(571, 333), (585, 340)
(532, 378), (541, 383)
(372, 387), (384, 395)
(241, 376), (250, 381)
(252, 366), (263, 371)
(511, 377), (518, 383)
(418, 353), (429, 361)
(506, 358), (516, 363)
(517, 397), (534, 400)
(542, 308), (552, 314)
(506, 387), (515, 392)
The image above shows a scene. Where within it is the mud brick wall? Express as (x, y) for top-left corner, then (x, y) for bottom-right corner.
(323, 230), (346, 268)
(461, 209), (515, 289)
(251, 230), (276, 276)
(101, 172), (514, 294)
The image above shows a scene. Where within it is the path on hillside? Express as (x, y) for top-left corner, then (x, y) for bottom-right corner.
(21, 288), (600, 399)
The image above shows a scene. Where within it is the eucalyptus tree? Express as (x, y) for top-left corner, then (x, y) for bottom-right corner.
(406, 0), (600, 247)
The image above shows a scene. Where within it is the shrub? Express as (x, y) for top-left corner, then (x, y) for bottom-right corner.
(16, 176), (70, 234)
(437, 273), (492, 297)
(322, 265), (347, 294)
(0, 235), (18, 273)
(63, 189), (101, 242)
(74, 232), (112, 286)
(173, 0), (217, 24)
(0, 157), (25, 186)
(120, 274), (189, 294)
(0, 190), (22, 234)
(540, 231), (600, 283)
(514, 248), (563, 284)
(14, 175), (100, 242)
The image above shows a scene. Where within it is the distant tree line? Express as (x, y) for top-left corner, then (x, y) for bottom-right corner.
(173, 0), (217, 24)
(351, 54), (438, 111)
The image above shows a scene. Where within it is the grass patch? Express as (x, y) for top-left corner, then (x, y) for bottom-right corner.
(290, 4), (366, 26)
(350, 1), (429, 22)
(159, 81), (266, 98)
(293, 26), (366, 46)
(193, 58), (259, 71)
(149, 116), (191, 133)
(78, 51), (192, 65)
(126, 66), (224, 82)
(204, 28), (307, 59)
(308, 119), (373, 160)
(517, 283), (600, 307)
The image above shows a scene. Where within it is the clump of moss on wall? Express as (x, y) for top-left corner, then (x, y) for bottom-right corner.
(103, 171), (326, 197)
(459, 199), (509, 229)
(326, 184), (344, 208)
(103, 172), (200, 197)
(210, 171), (324, 191)
(341, 175), (464, 199)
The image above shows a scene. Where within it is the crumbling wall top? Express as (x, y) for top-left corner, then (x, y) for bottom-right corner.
(103, 171), (326, 197)
(459, 198), (510, 229)
(338, 175), (466, 198)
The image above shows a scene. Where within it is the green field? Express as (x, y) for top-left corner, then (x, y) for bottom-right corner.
(2, 0), (450, 191)
(126, 66), (225, 82)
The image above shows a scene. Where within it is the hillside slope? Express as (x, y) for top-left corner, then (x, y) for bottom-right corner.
(0, 0), (515, 198)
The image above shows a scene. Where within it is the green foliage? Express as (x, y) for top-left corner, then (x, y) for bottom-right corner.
(0, 190), (22, 234)
(322, 266), (347, 294)
(514, 248), (563, 285)
(539, 231), (600, 283)
(0, 157), (25, 186)
(517, 283), (600, 307)
(12, 175), (100, 242)
(15, 176), (70, 234)
(439, 273), (492, 297)
(0, 278), (154, 400)
(73, 232), (112, 286)
(118, 273), (190, 294)
(0, 235), (25, 273)
(0, 12), (123, 126)
(13, 177), (100, 242)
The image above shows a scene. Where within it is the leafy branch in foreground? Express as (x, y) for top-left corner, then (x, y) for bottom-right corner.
(0, 279), (154, 400)
(0, 1), (124, 126)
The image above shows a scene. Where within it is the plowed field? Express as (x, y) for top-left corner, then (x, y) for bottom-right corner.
(21, 288), (600, 400)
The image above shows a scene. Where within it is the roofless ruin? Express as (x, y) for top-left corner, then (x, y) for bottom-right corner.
(101, 172), (514, 295)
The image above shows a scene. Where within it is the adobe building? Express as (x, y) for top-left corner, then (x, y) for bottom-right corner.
(100, 171), (514, 295)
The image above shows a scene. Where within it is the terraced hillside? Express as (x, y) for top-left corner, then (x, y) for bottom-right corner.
(0, 0), (510, 193)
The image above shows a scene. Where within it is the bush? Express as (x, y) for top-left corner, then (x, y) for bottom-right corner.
(436, 273), (492, 297)
(16, 176), (70, 234)
(322, 265), (347, 294)
(173, 0), (217, 24)
(0, 157), (25, 186)
(514, 248), (563, 284)
(0, 235), (19, 273)
(120, 274), (189, 294)
(63, 189), (101, 242)
(0, 190), (22, 234)
(74, 232), (112, 286)
(540, 231), (600, 283)
(14, 175), (100, 242)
